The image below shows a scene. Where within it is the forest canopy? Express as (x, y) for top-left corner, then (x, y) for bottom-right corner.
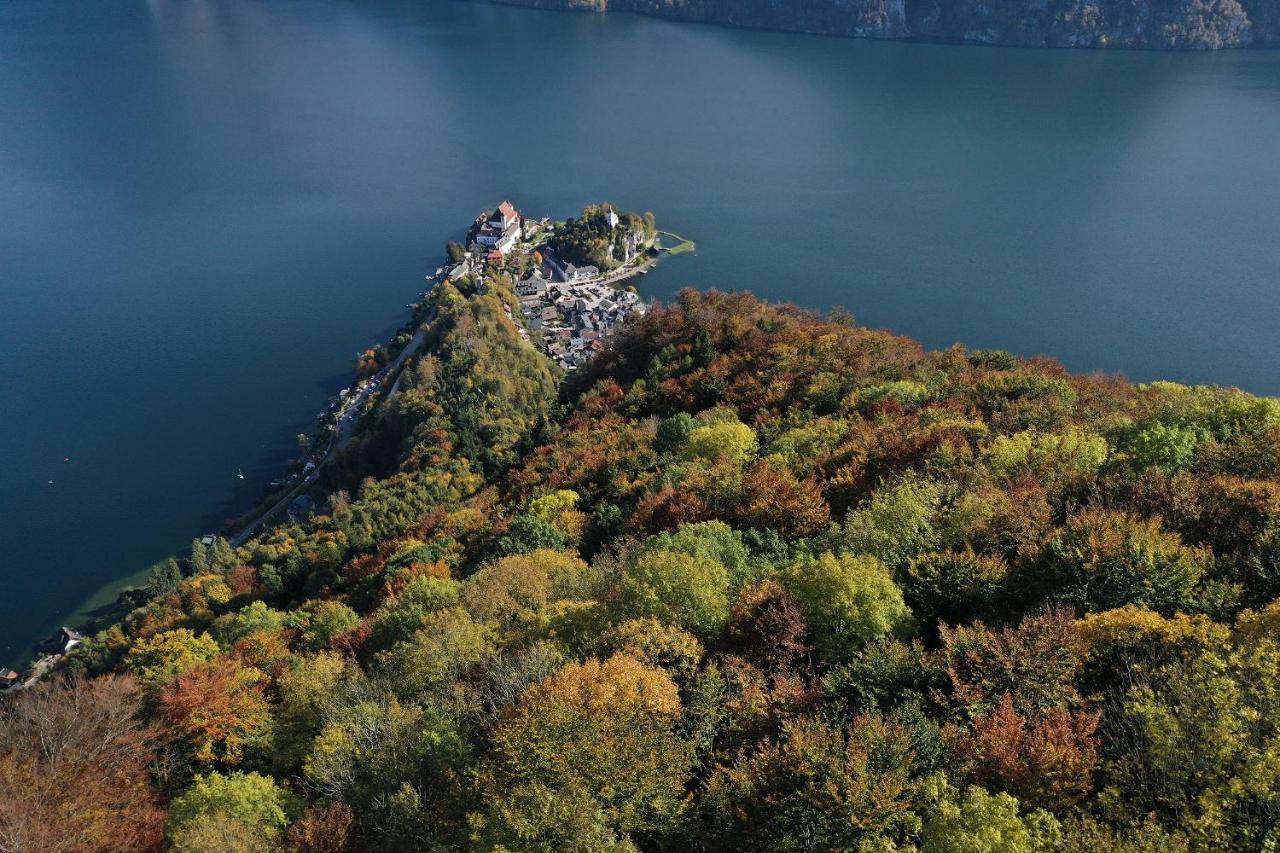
(6, 281), (1280, 852)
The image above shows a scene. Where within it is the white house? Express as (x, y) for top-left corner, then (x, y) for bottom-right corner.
(563, 263), (599, 283)
(476, 200), (522, 253)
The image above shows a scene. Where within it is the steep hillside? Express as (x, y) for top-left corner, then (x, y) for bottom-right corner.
(6, 279), (1280, 851)
(472, 0), (1277, 49)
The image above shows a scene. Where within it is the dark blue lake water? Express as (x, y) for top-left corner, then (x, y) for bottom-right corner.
(2, 0), (1278, 664)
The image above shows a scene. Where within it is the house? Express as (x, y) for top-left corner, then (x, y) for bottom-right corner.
(491, 200), (519, 230)
(475, 201), (522, 253)
(0, 669), (18, 689)
(563, 263), (599, 283)
(60, 627), (83, 653)
(516, 271), (547, 298)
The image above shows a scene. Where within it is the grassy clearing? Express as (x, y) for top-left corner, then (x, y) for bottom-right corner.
(658, 230), (696, 255)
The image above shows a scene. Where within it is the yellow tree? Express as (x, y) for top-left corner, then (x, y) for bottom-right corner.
(484, 654), (691, 836)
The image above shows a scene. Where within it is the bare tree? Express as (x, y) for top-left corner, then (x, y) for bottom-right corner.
(0, 674), (166, 853)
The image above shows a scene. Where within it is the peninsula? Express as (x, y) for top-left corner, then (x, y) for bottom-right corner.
(4, 202), (678, 688)
(4, 207), (1280, 853)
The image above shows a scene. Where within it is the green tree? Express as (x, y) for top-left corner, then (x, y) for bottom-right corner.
(214, 600), (289, 646)
(168, 771), (291, 850)
(124, 628), (220, 692)
(643, 521), (755, 590)
(145, 557), (183, 599)
(616, 548), (731, 637)
(305, 695), (471, 843)
(782, 552), (911, 659)
(1099, 602), (1280, 848)
(839, 477), (943, 569)
(469, 781), (639, 853)
(368, 574), (461, 650)
(377, 607), (494, 704)
(921, 779), (1061, 853)
(681, 421), (758, 466)
(274, 651), (354, 770)
(1125, 422), (1204, 472)
(300, 599), (361, 651)
(904, 549), (1009, 635)
(655, 413), (697, 455)
(493, 513), (569, 557)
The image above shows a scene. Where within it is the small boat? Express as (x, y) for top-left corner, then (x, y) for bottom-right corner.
(236, 468), (245, 480)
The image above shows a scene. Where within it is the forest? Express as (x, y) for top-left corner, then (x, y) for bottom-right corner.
(3, 277), (1280, 852)
(548, 205), (657, 271)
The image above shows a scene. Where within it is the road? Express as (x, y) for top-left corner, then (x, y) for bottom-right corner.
(542, 247), (659, 287)
(230, 312), (434, 547)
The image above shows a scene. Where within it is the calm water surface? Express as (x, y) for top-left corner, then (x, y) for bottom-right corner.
(2, 0), (1279, 663)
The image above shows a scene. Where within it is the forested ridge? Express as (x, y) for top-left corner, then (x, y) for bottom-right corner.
(470, 0), (1279, 50)
(5, 276), (1280, 852)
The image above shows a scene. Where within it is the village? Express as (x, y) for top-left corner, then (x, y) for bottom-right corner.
(437, 200), (658, 371)
(0, 202), (679, 692)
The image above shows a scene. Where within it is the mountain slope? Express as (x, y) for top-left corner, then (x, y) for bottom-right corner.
(470, 0), (1277, 49)
(7, 279), (1280, 851)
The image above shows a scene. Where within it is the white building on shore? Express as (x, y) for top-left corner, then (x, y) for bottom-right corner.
(475, 200), (521, 254)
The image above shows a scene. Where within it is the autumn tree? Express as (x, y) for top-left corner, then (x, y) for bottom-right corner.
(283, 802), (354, 853)
(725, 580), (809, 673)
(156, 657), (271, 767)
(734, 459), (831, 538)
(948, 693), (1101, 809)
(941, 609), (1085, 717)
(124, 628), (221, 692)
(700, 715), (922, 851)
(483, 655), (692, 838)
(461, 548), (591, 629)
(1036, 509), (1209, 614)
(0, 675), (165, 853)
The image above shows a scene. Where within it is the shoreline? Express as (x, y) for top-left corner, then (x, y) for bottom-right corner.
(4, 263), (444, 677)
(464, 0), (1280, 51)
(5, 201), (679, 685)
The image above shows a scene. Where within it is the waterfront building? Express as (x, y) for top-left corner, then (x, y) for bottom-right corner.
(475, 200), (522, 253)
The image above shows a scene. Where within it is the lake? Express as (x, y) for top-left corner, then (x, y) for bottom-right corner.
(2, 0), (1278, 665)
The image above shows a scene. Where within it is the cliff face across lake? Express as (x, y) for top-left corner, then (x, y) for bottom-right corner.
(470, 0), (1277, 48)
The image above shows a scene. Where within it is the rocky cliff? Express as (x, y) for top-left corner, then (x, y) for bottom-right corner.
(476, 0), (1277, 48)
